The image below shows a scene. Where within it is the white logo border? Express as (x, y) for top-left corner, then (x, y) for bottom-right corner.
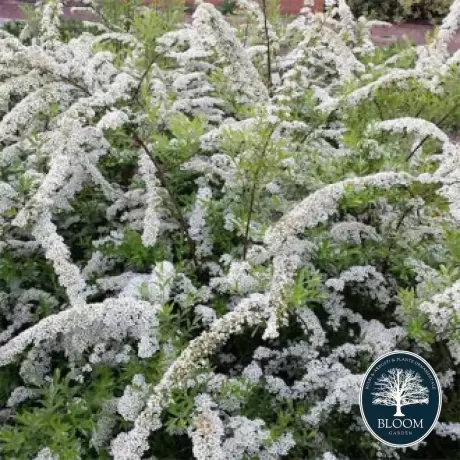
(359, 350), (442, 448)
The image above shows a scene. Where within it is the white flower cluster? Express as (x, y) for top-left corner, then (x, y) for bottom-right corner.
(435, 422), (460, 441)
(330, 221), (381, 244)
(34, 447), (59, 460)
(221, 416), (270, 458)
(419, 279), (460, 363)
(1, 1), (460, 459)
(192, 3), (269, 104)
(117, 374), (150, 422)
(6, 385), (40, 407)
(190, 394), (225, 459)
(370, 117), (450, 144)
(264, 172), (412, 252)
(188, 186), (213, 259)
(0, 297), (161, 366)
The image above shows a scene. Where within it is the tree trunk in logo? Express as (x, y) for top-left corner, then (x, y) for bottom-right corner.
(394, 399), (405, 417)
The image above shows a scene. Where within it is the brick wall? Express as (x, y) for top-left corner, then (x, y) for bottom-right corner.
(0, 1), (325, 24)
(184, 0), (325, 15)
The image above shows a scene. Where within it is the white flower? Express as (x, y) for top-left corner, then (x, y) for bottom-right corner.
(190, 394), (224, 460)
(330, 221), (381, 244)
(118, 375), (150, 422)
(188, 186), (213, 259)
(346, 70), (422, 106)
(97, 109), (129, 130)
(192, 3), (269, 104)
(6, 386), (40, 407)
(264, 172), (413, 252)
(435, 422), (460, 441)
(34, 447), (59, 460)
(222, 416), (270, 458)
(369, 117), (450, 145)
(242, 361), (263, 383)
(195, 305), (217, 326)
(0, 297), (161, 366)
(322, 453), (339, 460)
(111, 294), (270, 460)
(138, 151), (163, 247)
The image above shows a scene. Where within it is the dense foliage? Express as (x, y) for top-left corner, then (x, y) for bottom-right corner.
(347, 0), (454, 23)
(0, 0), (460, 459)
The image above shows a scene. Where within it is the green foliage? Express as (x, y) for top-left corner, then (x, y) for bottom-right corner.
(0, 371), (94, 458)
(399, 263), (460, 345)
(1, 1), (460, 459)
(219, 0), (237, 16)
(165, 387), (199, 435)
(100, 228), (170, 272)
(399, 288), (437, 343)
(288, 267), (326, 310)
(347, 0), (453, 23)
(1, 20), (25, 38)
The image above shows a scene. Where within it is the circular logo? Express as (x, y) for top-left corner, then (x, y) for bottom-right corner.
(360, 350), (442, 448)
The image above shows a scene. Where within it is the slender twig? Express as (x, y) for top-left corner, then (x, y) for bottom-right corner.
(88, 5), (122, 33)
(374, 99), (384, 121)
(243, 17), (250, 48)
(406, 135), (429, 162)
(243, 183), (258, 260)
(243, 126), (275, 259)
(132, 132), (200, 270)
(414, 104), (425, 118)
(133, 53), (158, 99)
(374, 99), (385, 142)
(58, 74), (92, 96)
(395, 205), (414, 232)
(406, 104), (458, 161)
(37, 62), (92, 96)
(380, 204), (414, 274)
(260, 0), (273, 96)
(297, 126), (317, 147)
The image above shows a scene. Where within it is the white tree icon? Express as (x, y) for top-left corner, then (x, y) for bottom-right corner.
(372, 368), (429, 417)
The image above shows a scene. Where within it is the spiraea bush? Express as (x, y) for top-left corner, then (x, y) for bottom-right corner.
(346, 0), (454, 23)
(0, 0), (460, 458)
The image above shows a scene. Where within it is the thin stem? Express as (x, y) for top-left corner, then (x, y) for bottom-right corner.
(243, 126), (275, 259)
(297, 126), (317, 147)
(374, 99), (385, 142)
(395, 205), (414, 232)
(243, 182), (258, 260)
(374, 99), (384, 121)
(406, 104), (458, 161)
(380, 205), (414, 274)
(414, 104), (425, 118)
(132, 132), (200, 270)
(261, 0), (273, 96)
(406, 135), (429, 162)
(37, 63), (92, 96)
(59, 74), (92, 96)
(133, 53), (158, 99)
(244, 17), (250, 48)
(88, 5), (122, 33)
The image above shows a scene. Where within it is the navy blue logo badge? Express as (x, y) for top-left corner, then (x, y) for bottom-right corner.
(360, 351), (442, 447)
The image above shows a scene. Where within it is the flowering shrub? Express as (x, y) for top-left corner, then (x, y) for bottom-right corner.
(0, 0), (460, 458)
(346, 0), (454, 23)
